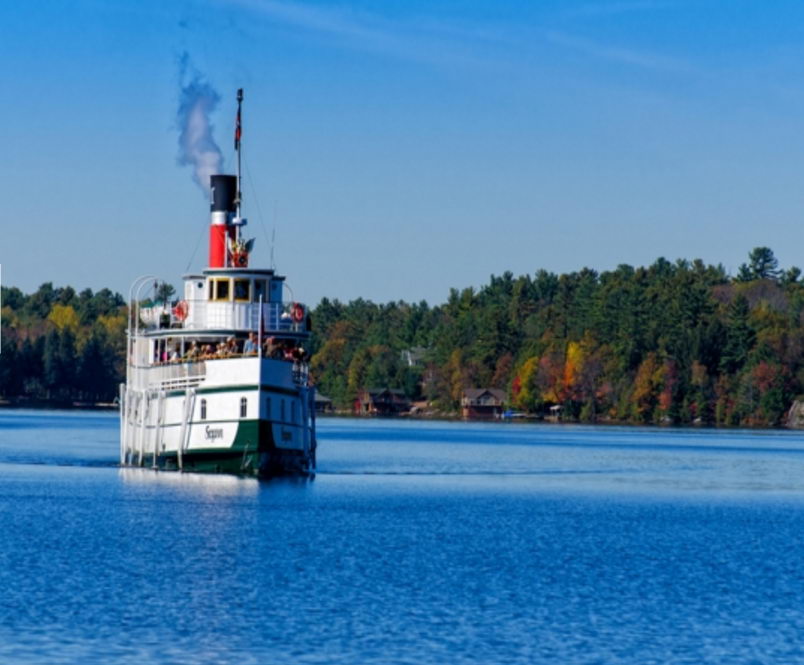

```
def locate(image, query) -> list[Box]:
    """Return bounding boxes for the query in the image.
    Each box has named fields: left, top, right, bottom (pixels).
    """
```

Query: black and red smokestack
left=209, top=174, right=237, bottom=268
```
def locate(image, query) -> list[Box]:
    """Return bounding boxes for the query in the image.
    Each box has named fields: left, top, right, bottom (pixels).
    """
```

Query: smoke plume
left=176, top=54, right=223, bottom=195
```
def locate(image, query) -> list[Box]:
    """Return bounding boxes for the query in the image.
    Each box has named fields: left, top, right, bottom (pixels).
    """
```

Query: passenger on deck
left=184, top=341, right=200, bottom=361
left=243, top=332, right=258, bottom=355
left=226, top=336, right=239, bottom=356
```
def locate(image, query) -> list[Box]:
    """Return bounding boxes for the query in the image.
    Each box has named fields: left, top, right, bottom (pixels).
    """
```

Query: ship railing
left=128, top=361, right=207, bottom=392
left=292, top=362, right=310, bottom=387
left=166, top=300, right=309, bottom=334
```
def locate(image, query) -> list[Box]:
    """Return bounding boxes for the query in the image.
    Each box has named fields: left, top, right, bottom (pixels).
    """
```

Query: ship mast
left=235, top=88, right=244, bottom=243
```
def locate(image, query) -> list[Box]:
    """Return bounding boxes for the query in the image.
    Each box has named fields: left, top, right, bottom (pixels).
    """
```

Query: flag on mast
left=234, top=106, right=242, bottom=150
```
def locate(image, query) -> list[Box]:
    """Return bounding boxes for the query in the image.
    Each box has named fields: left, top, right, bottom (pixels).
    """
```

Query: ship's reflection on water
left=117, top=466, right=314, bottom=494
left=118, top=466, right=257, bottom=492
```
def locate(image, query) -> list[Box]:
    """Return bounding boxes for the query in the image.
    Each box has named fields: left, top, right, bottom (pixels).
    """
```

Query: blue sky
left=3, top=0, right=804, bottom=305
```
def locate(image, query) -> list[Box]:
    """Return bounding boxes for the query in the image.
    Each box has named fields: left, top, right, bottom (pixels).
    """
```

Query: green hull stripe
left=164, top=384, right=302, bottom=398
left=138, top=419, right=300, bottom=429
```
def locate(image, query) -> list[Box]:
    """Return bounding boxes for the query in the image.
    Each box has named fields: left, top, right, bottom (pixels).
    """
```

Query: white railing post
left=119, top=383, right=126, bottom=465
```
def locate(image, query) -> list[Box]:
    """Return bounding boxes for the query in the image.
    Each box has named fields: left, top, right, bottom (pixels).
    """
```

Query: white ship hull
left=121, top=356, right=316, bottom=475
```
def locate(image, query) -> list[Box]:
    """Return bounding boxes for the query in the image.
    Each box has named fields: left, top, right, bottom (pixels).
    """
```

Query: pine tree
left=747, top=247, right=781, bottom=281
left=77, top=333, right=108, bottom=402
left=43, top=329, right=62, bottom=399
left=719, top=296, right=754, bottom=374
left=0, top=337, right=19, bottom=397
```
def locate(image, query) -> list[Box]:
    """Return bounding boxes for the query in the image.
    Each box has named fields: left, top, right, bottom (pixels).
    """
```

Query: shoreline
left=0, top=399, right=118, bottom=411
left=1, top=401, right=801, bottom=431
left=0, top=400, right=804, bottom=432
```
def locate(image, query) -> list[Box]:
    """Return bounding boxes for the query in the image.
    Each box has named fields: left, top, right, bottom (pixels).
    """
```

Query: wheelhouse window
left=240, top=397, right=248, bottom=418
left=253, top=280, right=267, bottom=303
left=234, top=279, right=250, bottom=302
left=200, top=399, right=207, bottom=420
left=212, top=279, right=230, bottom=301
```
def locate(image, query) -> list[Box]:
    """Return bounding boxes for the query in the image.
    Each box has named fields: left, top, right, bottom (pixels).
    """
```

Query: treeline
left=2, top=248, right=803, bottom=425
left=0, top=284, right=126, bottom=403
left=309, top=248, right=804, bottom=426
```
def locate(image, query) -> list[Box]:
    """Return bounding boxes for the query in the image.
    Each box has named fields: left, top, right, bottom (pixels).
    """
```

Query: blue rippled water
left=2, top=409, right=804, bottom=664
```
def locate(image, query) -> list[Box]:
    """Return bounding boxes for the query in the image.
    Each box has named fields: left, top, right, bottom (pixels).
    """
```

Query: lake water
left=2, top=409, right=804, bottom=664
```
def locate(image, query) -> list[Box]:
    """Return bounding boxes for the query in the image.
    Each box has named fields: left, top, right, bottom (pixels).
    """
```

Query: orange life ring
left=291, top=302, right=305, bottom=323
left=173, top=300, right=189, bottom=321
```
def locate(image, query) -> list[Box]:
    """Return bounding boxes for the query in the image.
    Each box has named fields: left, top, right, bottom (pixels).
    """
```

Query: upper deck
left=140, top=299, right=310, bottom=336
left=136, top=267, right=310, bottom=337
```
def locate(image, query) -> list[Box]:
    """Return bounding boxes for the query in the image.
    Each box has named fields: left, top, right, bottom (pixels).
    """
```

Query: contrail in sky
left=176, top=54, right=223, bottom=195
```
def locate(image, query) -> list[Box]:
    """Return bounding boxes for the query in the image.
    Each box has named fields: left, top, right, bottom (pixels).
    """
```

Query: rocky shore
left=787, top=400, right=804, bottom=428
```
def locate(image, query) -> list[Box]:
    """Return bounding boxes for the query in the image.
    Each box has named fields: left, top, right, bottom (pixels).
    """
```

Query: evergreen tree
left=19, top=337, right=45, bottom=397
left=27, top=282, right=56, bottom=318
left=719, top=296, right=754, bottom=375
left=0, top=337, right=20, bottom=396
left=77, top=333, right=111, bottom=402
left=747, top=246, right=781, bottom=281
left=58, top=329, right=77, bottom=397
left=736, top=263, right=753, bottom=282
left=43, top=329, right=62, bottom=399
left=155, top=282, right=176, bottom=305
left=781, top=266, right=801, bottom=286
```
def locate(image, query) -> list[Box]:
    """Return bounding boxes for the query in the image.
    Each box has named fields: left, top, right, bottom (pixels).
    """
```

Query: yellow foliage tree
left=564, top=340, right=586, bottom=401
left=347, top=348, right=371, bottom=396
left=97, top=314, right=126, bottom=339
left=1, top=305, right=17, bottom=329
left=445, top=349, right=466, bottom=405
left=48, top=304, right=79, bottom=331
left=513, top=356, right=540, bottom=412
left=631, top=352, right=664, bottom=421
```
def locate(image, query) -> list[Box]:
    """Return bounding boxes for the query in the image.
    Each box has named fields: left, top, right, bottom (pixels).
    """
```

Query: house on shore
left=461, top=388, right=507, bottom=420
left=354, top=388, right=411, bottom=416
left=546, top=404, right=563, bottom=422
left=314, top=393, right=334, bottom=414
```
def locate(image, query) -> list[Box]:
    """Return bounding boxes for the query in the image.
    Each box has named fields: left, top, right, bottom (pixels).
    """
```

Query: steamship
left=119, top=90, right=316, bottom=476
